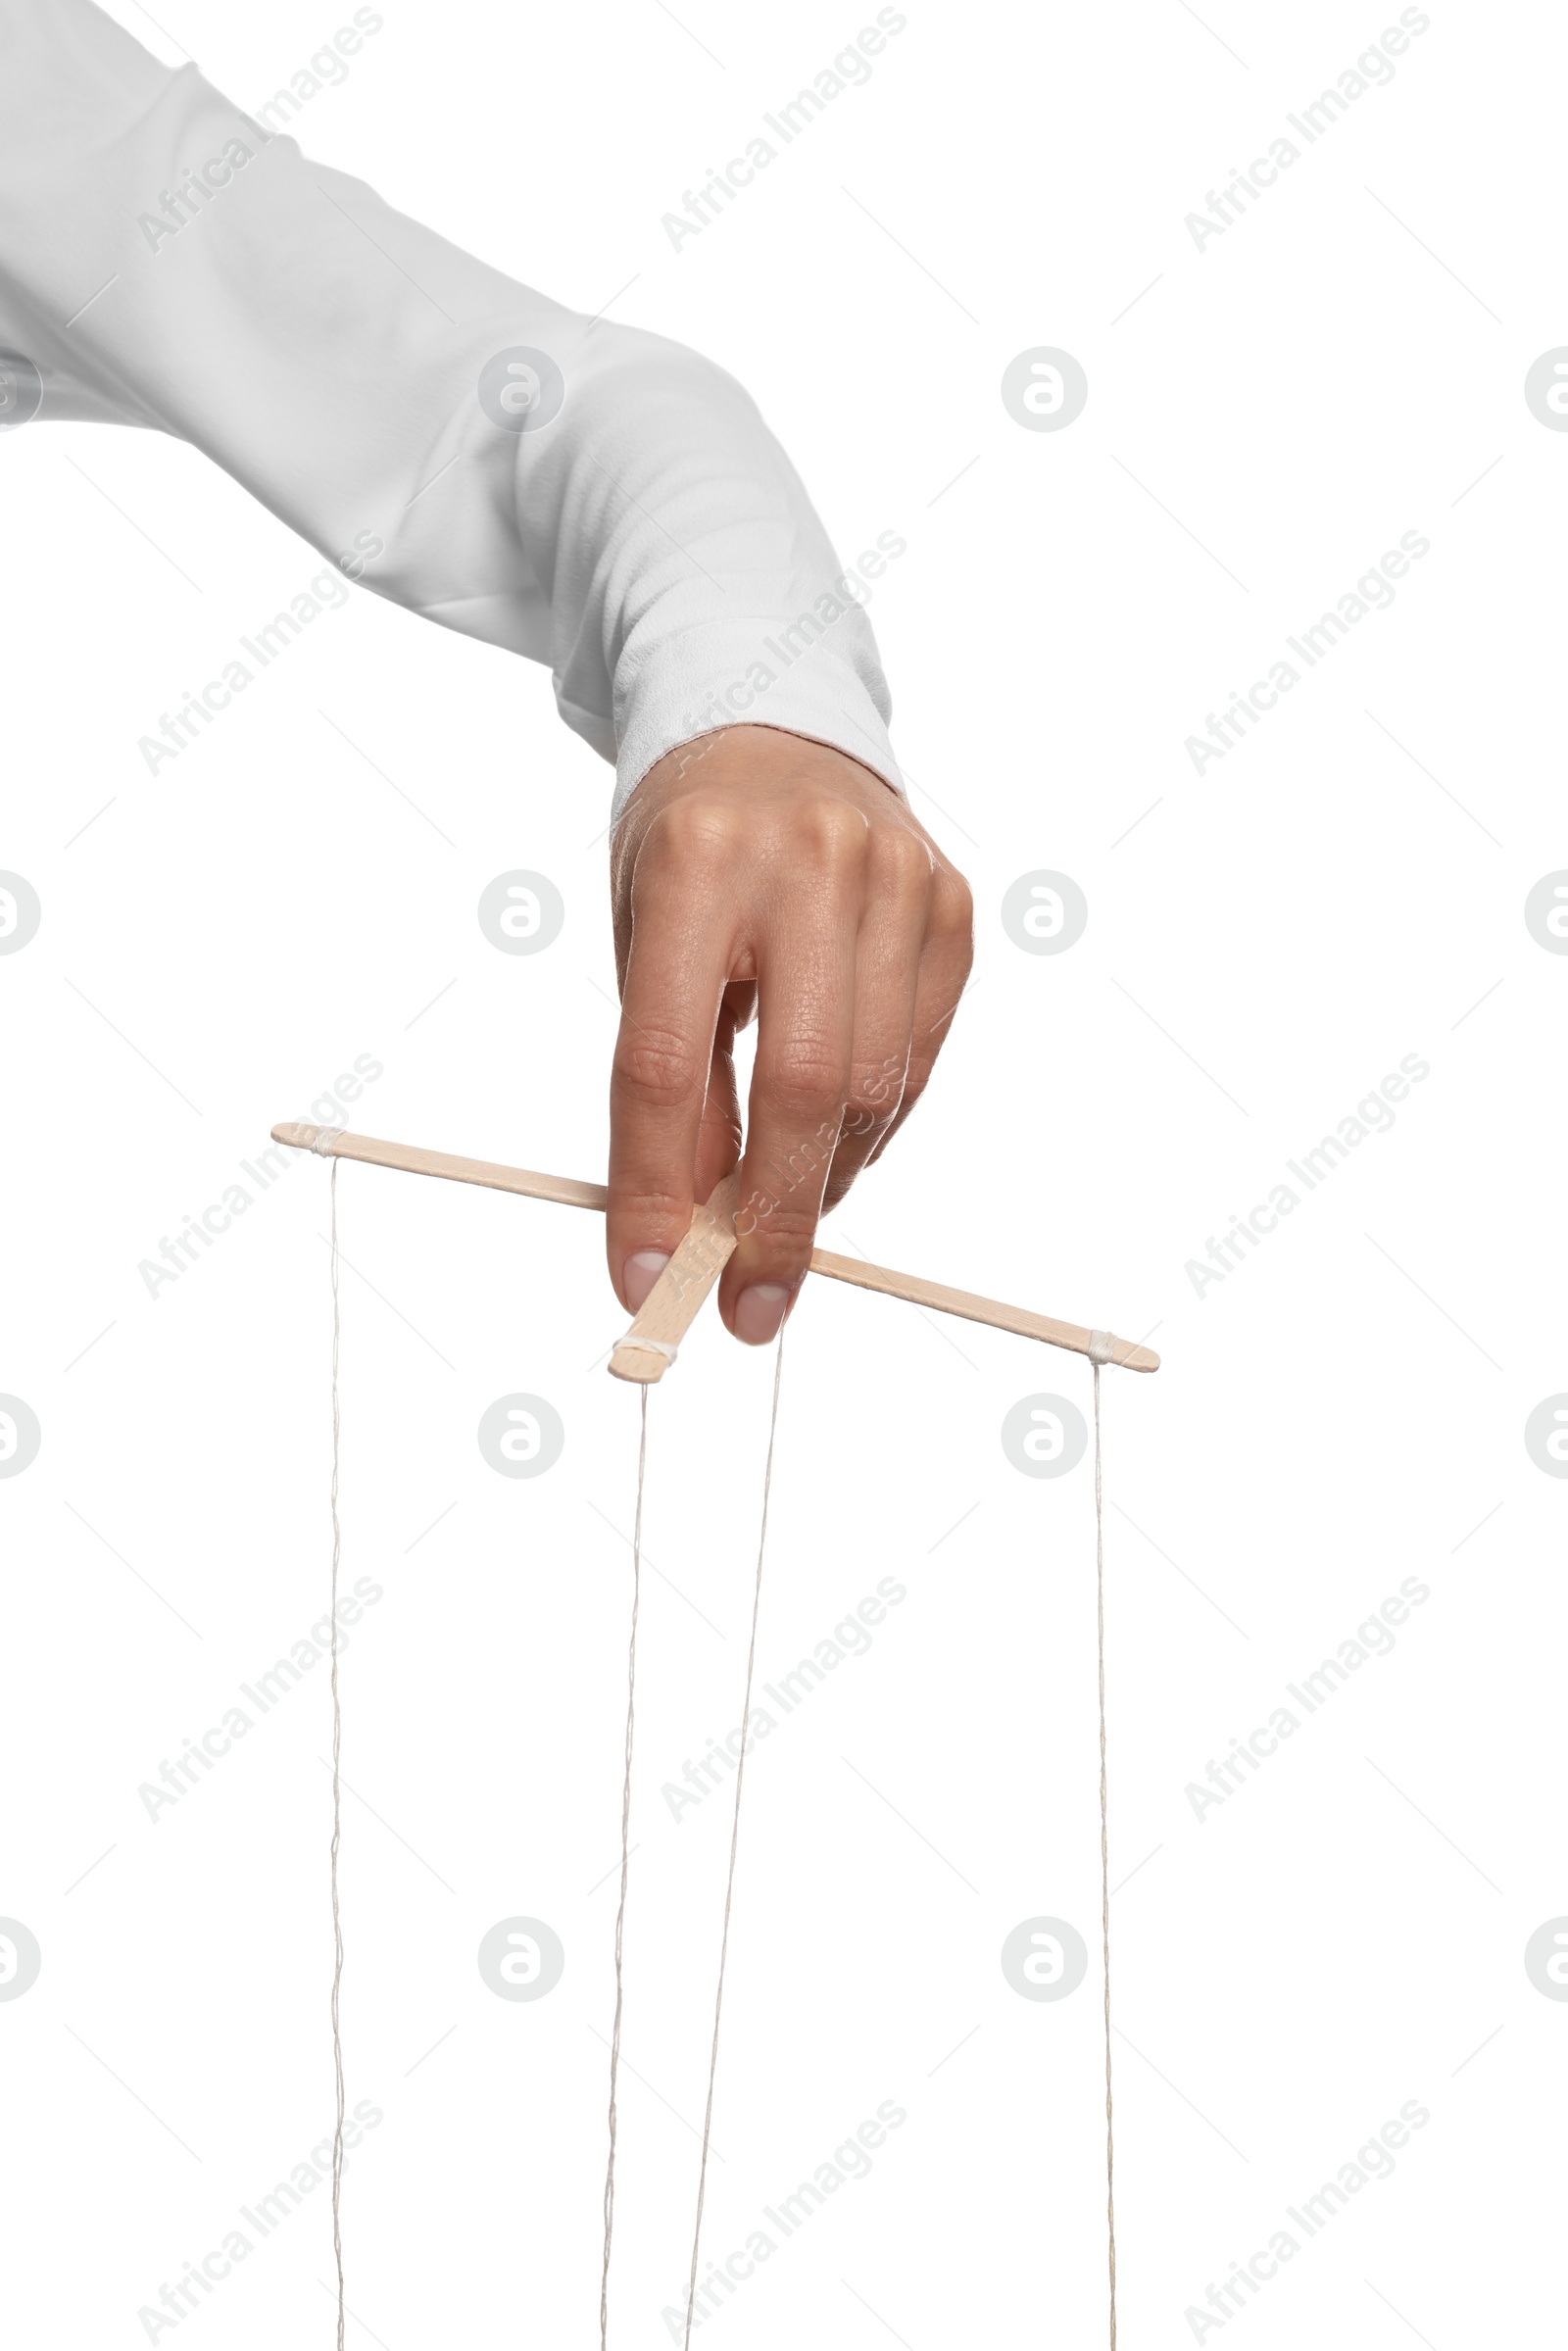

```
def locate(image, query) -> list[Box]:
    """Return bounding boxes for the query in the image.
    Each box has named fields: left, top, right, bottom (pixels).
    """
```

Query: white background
left=2, top=0, right=1563, bottom=2343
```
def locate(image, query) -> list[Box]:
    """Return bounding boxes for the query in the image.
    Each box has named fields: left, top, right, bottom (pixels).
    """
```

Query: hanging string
left=313, top=1150, right=1121, bottom=2351
left=326, top=1157, right=347, bottom=2351
left=601, top=1384, right=648, bottom=2349
left=1087, top=1337, right=1116, bottom=2351
left=682, top=1334, right=786, bottom=2351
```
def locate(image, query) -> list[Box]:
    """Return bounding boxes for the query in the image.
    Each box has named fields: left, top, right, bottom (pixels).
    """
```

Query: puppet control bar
left=272, top=1122, right=1160, bottom=1386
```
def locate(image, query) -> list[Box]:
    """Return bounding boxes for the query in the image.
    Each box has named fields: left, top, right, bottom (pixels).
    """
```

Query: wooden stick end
left=608, top=1341, right=672, bottom=1386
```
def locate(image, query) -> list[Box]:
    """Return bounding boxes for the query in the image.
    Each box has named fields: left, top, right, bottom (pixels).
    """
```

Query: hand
left=607, top=724, right=973, bottom=1343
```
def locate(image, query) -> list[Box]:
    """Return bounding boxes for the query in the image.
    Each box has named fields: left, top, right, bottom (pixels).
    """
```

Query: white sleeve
left=0, top=0, right=903, bottom=817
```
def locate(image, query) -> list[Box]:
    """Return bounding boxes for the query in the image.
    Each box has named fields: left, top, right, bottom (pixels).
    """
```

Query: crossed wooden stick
left=273, top=1122, right=1160, bottom=1385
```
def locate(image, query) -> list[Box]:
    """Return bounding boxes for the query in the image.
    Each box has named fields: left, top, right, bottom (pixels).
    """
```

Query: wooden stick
left=608, top=1171, right=741, bottom=1386
left=271, top=1122, right=607, bottom=1213
left=807, top=1248, right=1157, bottom=1371
left=271, top=1122, right=1160, bottom=1375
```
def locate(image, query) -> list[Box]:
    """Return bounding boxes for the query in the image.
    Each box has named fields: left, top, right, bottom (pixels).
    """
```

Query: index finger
left=606, top=842, right=735, bottom=1313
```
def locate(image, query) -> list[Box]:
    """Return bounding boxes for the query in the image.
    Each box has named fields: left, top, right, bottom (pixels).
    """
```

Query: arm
left=0, top=0, right=971, bottom=1337
left=0, top=0, right=902, bottom=810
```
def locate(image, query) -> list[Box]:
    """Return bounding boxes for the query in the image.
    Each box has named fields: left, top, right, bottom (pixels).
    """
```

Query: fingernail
left=735, top=1282, right=791, bottom=1346
left=623, top=1249, right=670, bottom=1309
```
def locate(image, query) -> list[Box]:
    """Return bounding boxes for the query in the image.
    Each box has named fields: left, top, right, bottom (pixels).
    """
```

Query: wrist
left=612, top=635, right=903, bottom=822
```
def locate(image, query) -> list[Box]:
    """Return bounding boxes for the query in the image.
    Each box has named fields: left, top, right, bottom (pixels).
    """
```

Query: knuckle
left=736, top=1194, right=818, bottom=1256
left=933, top=865, right=975, bottom=945
left=763, top=1044, right=848, bottom=1120
left=611, top=1182, right=693, bottom=1229
left=872, top=824, right=936, bottom=901
left=799, top=798, right=870, bottom=871
left=612, top=1025, right=707, bottom=1108
left=639, top=793, right=745, bottom=880
left=848, top=1049, right=907, bottom=1118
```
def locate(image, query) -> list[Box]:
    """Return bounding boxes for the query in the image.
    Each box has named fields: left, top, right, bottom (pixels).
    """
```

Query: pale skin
left=607, top=724, right=974, bottom=1344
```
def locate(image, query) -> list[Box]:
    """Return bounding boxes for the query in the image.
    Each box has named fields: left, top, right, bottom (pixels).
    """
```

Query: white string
left=314, top=1125, right=345, bottom=1157
left=617, top=1336, right=679, bottom=1365
left=601, top=1384, right=648, bottom=2348
left=326, top=1158, right=346, bottom=2351
left=682, top=1334, right=786, bottom=2351
left=1091, top=1347, right=1115, bottom=2351
left=317, top=1168, right=1118, bottom=2351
